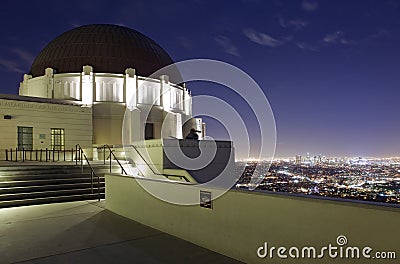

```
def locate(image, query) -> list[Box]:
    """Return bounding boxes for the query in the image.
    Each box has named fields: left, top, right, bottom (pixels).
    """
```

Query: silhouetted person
left=185, top=128, right=199, bottom=140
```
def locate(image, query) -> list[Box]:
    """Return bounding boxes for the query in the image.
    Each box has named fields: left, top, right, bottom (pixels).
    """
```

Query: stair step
left=0, top=194, right=105, bottom=209
left=0, top=182, right=105, bottom=194
left=0, top=165, right=122, bottom=174
left=0, top=188, right=105, bottom=201
left=0, top=161, right=132, bottom=208
left=0, top=165, right=80, bottom=171
left=0, top=173, right=96, bottom=181
left=0, top=178, right=104, bottom=188
left=0, top=169, right=85, bottom=176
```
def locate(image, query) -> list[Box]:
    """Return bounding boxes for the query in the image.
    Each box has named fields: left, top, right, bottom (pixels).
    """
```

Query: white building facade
left=0, top=24, right=205, bottom=160
left=19, top=65, right=198, bottom=147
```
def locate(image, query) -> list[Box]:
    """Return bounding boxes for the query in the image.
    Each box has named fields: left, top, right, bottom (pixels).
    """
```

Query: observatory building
left=0, top=24, right=212, bottom=168
left=0, top=24, right=233, bottom=184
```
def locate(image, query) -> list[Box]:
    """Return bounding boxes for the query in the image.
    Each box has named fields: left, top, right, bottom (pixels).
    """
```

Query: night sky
left=0, top=0, right=399, bottom=158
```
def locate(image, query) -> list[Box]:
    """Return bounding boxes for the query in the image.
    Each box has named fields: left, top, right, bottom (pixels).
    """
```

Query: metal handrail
left=103, top=144, right=128, bottom=175
left=5, top=148, right=75, bottom=162
left=76, top=144, right=100, bottom=201
left=127, top=144, right=191, bottom=183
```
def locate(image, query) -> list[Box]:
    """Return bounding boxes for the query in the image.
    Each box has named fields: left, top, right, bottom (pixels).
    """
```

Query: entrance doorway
left=145, top=123, right=154, bottom=140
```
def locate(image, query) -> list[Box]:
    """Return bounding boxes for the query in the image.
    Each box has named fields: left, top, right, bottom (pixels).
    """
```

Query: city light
left=236, top=154, right=400, bottom=204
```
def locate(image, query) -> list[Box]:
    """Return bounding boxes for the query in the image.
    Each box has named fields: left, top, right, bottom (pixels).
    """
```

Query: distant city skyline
left=0, top=0, right=399, bottom=157
left=236, top=156, right=400, bottom=205
left=240, top=154, right=400, bottom=161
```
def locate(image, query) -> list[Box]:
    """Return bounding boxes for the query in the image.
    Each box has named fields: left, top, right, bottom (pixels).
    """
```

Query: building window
left=17, top=126, right=33, bottom=150
left=54, top=80, right=80, bottom=100
left=51, top=128, right=65, bottom=150
left=145, top=123, right=154, bottom=140
left=138, top=81, right=160, bottom=105
left=96, top=80, right=123, bottom=102
left=171, top=88, right=183, bottom=110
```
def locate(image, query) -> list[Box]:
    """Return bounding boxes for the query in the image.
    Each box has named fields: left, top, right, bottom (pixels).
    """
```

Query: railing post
left=22, top=148, right=25, bottom=162
left=5, top=149, right=8, bottom=161
left=91, top=171, right=93, bottom=194
left=40, top=149, right=42, bottom=162
left=97, top=174, right=100, bottom=201
left=80, top=148, right=83, bottom=174
left=45, top=148, right=48, bottom=162
left=15, top=148, right=18, bottom=162
left=72, top=144, right=99, bottom=200
left=103, top=145, right=106, bottom=165
left=110, top=150, right=112, bottom=173
left=63, top=148, right=65, bottom=161
left=10, top=149, right=12, bottom=162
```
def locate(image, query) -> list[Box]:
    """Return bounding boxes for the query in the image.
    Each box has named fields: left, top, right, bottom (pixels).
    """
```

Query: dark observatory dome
left=30, top=24, right=174, bottom=77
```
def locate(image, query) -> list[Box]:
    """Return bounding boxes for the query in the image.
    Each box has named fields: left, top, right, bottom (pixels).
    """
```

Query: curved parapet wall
left=106, top=174, right=400, bottom=264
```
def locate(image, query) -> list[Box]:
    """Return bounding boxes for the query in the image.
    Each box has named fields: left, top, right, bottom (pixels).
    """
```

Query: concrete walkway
left=0, top=201, right=242, bottom=263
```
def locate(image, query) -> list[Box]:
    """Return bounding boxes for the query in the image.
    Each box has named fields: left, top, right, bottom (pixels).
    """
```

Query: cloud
left=287, top=20, right=308, bottom=31
left=214, top=36, right=240, bottom=56
left=11, top=48, right=35, bottom=65
left=278, top=16, right=308, bottom=31
left=243, top=28, right=291, bottom=47
left=0, top=58, right=24, bottom=73
left=0, top=48, right=34, bottom=73
left=296, top=42, right=317, bottom=51
left=323, top=31, right=356, bottom=45
left=302, top=0, right=319, bottom=11
left=366, top=29, right=390, bottom=40
left=70, top=20, right=82, bottom=28
left=323, top=31, right=342, bottom=43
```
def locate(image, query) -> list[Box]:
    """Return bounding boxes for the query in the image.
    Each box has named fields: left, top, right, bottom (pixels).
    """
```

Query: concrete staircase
left=0, top=163, right=118, bottom=208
